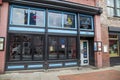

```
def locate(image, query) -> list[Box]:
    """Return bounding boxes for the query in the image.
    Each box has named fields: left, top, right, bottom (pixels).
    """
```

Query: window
left=109, top=34, right=119, bottom=57
left=12, top=8, right=28, bottom=25
left=10, top=6, right=45, bottom=27
left=80, top=15, right=93, bottom=30
left=29, top=9, right=45, bottom=26
left=48, top=36, right=76, bottom=60
left=9, top=34, right=44, bottom=61
left=48, top=11, right=62, bottom=27
left=48, top=11, right=76, bottom=28
left=64, top=13, right=75, bottom=28
left=107, top=0, right=120, bottom=17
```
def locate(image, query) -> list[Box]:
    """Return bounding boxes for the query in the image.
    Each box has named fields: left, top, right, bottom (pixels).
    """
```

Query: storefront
left=109, top=27, right=120, bottom=66
left=0, top=0, right=103, bottom=71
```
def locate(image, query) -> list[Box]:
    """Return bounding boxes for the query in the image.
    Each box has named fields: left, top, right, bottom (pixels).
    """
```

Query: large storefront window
left=9, top=34, right=44, bottom=61
left=80, top=15, right=93, bottom=30
left=11, top=6, right=45, bottom=27
left=109, top=34, right=119, bottom=57
left=49, top=36, right=76, bottom=60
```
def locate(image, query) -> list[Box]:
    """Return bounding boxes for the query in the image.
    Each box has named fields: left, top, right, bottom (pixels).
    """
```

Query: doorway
left=80, top=40, right=89, bottom=66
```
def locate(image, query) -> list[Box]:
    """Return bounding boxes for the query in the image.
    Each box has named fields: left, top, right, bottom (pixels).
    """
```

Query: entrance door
left=80, top=40, right=89, bottom=66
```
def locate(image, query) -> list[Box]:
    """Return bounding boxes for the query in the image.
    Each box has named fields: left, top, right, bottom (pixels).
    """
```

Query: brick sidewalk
left=59, top=70, right=120, bottom=80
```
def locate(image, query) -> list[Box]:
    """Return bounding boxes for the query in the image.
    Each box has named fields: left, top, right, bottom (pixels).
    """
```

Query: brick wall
left=66, top=0, right=95, bottom=6
left=0, top=2, right=9, bottom=74
left=101, top=25, right=110, bottom=67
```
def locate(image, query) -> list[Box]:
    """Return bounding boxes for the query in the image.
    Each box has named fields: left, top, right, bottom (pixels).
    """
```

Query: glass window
left=64, top=14, right=75, bottom=28
left=117, top=9, right=120, bottom=16
left=12, top=7, right=28, bottom=25
left=11, top=6, right=45, bottom=26
left=48, top=12, right=62, bottom=27
left=109, top=40, right=119, bottom=57
left=109, top=34, right=119, bottom=57
left=107, top=0, right=120, bottom=17
left=107, top=0, right=114, bottom=7
left=33, top=36, right=44, bottom=60
left=49, top=37, right=58, bottom=59
left=9, top=34, right=44, bottom=61
left=9, top=34, right=21, bottom=61
left=48, top=36, right=76, bottom=60
left=80, top=16, right=93, bottom=30
left=68, top=38, right=76, bottom=59
left=116, top=0, right=120, bottom=8
left=107, top=7, right=114, bottom=17
left=21, top=35, right=32, bottom=60
left=29, top=10, right=45, bottom=26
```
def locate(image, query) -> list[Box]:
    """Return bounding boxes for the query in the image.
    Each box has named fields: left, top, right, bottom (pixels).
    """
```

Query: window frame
left=79, top=14, right=94, bottom=31
left=107, top=0, right=120, bottom=17
left=10, top=5, right=46, bottom=27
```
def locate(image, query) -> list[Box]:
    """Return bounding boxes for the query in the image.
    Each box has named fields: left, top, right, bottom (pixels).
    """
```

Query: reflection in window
left=29, top=10, right=44, bottom=26
left=22, top=35, right=32, bottom=60
left=80, top=16, right=92, bottom=30
left=48, top=12, right=62, bottom=27
left=109, top=40, right=119, bottom=57
left=49, top=36, right=76, bottom=60
left=12, top=8, right=28, bottom=25
left=64, top=14, right=75, bottom=28
left=9, top=34, right=21, bottom=61
left=33, top=36, right=44, bottom=60
left=68, top=38, right=76, bottom=59
left=9, top=34, right=44, bottom=61
left=109, top=34, right=119, bottom=57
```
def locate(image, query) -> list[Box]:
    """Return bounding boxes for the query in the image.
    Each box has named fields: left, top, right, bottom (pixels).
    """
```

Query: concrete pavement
left=0, top=66, right=120, bottom=80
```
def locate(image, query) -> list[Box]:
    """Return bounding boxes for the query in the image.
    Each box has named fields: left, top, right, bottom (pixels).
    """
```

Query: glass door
left=80, top=40, right=89, bottom=66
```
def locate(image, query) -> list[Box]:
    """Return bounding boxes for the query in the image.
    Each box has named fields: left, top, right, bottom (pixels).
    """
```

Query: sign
left=0, top=37, right=5, bottom=51
left=94, top=41, right=102, bottom=52
left=98, top=42, right=102, bottom=51
left=103, top=45, right=108, bottom=52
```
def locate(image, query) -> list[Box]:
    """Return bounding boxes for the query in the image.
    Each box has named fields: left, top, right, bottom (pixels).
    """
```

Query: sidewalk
left=0, top=66, right=120, bottom=80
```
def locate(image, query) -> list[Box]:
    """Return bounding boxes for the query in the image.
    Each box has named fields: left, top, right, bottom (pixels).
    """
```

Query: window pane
left=80, top=16, right=92, bottom=29
left=33, top=36, right=44, bottom=60
left=107, top=0, right=114, bottom=7
left=12, top=8, right=28, bottom=25
left=109, top=40, right=119, bottom=57
left=68, top=38, right=76, bottom=59
left=21, top=35, right=32, bottom=60
left=58, top=37, right=66, bottom=59
left=107, top=7, right=114, bottom=17
left=116, top=0, right=120, bottom=8
left=49, top=37, right=58, bottom=59
left=48, top=12, right=62, bottom=27
left=64, top=14, right=75, bottom=28
left=29, top=10, right=45, bottom=26
left=9, top=34, right=21, bottom=61
left=117, top=9, right=120, bottom=16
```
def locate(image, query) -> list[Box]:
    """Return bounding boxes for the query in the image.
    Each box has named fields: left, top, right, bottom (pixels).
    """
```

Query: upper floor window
left=107, top=0, right=120, bottom=17
left=64, top=13, right=75, bottom=28
left=80, top=15, right=93, bottom=30
left=48, top=11, right=76, bottom=28
left=10, top=6, right=45, bottom=27
left=48, top=11, right=62, bottom=27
